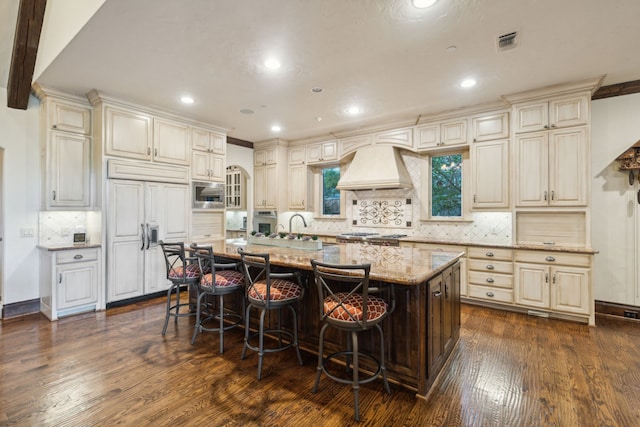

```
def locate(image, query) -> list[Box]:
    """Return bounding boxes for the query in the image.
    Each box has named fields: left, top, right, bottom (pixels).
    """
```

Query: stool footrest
left=245, top=329, right=296, bottom=354
left=321, top=351, right=382, bottom=386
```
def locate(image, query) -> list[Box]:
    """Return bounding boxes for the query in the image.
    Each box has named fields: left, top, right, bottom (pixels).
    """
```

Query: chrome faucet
left=277, top=223, right=285, bottom=231
left=289, top=213, right=307, bottom=234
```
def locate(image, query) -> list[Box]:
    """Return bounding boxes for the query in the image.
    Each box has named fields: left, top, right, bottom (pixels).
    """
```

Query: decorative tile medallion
left=352, top=199, right=412, bottom=228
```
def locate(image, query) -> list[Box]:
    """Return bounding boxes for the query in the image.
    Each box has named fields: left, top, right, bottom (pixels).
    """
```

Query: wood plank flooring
left=1, top=295, right=639, bottom=426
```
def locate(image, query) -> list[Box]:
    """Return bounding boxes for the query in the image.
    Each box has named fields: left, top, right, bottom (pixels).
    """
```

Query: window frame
left=311, top=163, right=346, bottom=219
left=420, top=149, right=472, bottom=222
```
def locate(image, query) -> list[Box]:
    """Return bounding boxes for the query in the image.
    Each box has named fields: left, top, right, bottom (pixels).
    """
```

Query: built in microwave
left=193, top=181, right=225, bottom=209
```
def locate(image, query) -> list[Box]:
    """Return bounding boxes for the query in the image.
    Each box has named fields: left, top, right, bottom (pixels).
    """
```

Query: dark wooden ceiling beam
left=227, top=136, right=254, bottom=149
left=7, top=0, right=47, bottom=110
left=592, top=79, right=640, bottom=100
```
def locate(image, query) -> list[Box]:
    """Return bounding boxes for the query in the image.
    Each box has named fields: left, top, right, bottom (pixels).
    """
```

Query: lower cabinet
left=514, top=250, right=591, bottom=317
left=428, top=263, right=460, bottom=379
left=467, top=247, right=514, bottom=304
left=40, top=247, right=101, bottom=321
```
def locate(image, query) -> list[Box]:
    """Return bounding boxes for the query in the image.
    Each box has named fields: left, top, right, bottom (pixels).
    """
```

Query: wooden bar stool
left=310, top=259, right=395, bottom=422
left=190, top=244, right=245, bottom=353
left=238, top=248, right=304, bottom=380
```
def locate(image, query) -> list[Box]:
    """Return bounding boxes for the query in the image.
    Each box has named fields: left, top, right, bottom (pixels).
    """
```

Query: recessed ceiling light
left=315, top=117, right=323, bottom=122
left=460, top=78, right=476, bottom=88
left=180, top=96, right=194, bottom=104
left=271, top=125, right=281, bottom=132
left=264, top=58, right=281, bottom=70
left=345, top=106, right=361, bottom=115
left=412, top=0, right=438, bottom=8
left=311, top=87, right=324, bottom=94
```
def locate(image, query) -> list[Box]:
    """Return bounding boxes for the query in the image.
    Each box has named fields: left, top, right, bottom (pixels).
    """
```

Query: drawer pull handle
left=486, top=292, right=494, bottom=298
left=486, top=278, right=494, bottom=283
left=545, top=256, right=556, bottom=262
left=433, top=291, right=441, bottom=297
left=73, top=254, right=83, bottom=260
left=486, top=252, right=494, bottom=257
left=486, top=264, right=494, bottom=270
left=59, top=273, right=62, bottom=284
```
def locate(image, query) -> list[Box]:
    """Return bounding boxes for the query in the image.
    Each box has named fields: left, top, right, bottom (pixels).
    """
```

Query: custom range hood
left=336, top=145, right=413, bottom=190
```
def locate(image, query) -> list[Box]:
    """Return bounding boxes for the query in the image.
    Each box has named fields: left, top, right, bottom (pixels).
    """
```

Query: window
left=321, top=166, right=341, bottom=215
left=431, top=153, right=463, bottom=217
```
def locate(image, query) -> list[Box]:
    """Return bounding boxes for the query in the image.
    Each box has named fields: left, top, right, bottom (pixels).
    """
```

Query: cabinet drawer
left=57, top=248, right=99, bottom=264
left=468, top=247, right=512, bottom=261
left=515, top=251, right=590, bottom=267
left=468, top=284, right=513, bottom=303
left=468, top=271, right=513, bottom=289
left=468, top=259, right=513, bottom=274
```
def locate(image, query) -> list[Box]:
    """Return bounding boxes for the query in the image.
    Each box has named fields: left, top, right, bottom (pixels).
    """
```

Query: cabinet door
left=514, top=102, right=548, bottom=133
left=441, top=120, right=468, bottom=146
left=162, top=184, right=189, bottom=239
left=153, top=118, right=190, bottom=165
left=105, top=106, right=152, bottom=160
left=192, top=151, right=211, bottom=181
left=428, top=276, right=445, bottom=376
left=416, top=123, right=440, bottom=150
left=472, top=140, right=509, bottom=208
left=255, top=147, right=277, bottom=166
left=210, top=132, right=226, bottom=155
left=254, top=166, right=267, bottom=208
left=108, top=180, right=145, bottom=302
left=288, top=163, right=308, bottom=210
left=49, top=132, right=91, bottom=208
left=551, top=266, right=590, bottom=315
left=191, top=128, right=211, bottom=152
left=514, top=263, right=549, bottom=309
left=549, top=95, right=588, bottom=129
left=289, top=147, right=306, bottom=165
left=209, top=155, right=225, bottom=182
left=57, top=261, right=98, bottom=310
left=472, top=113, right=508, bottom=142
left=515, top=132, right=549, bottom=207
left=319, top=141, right=338, bottom=162
left=442, top=267, right=455, bottom=355
left=548, top=127, right=587, bottom=206
left=263, top=164, right=279, bottom=208
left=50, top=101, right=91, bottom=134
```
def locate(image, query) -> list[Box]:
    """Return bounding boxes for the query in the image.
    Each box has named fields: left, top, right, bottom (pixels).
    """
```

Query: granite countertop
left=38, top=243, right=102, bottom=251
left=199, top=239, right=464, bottom=286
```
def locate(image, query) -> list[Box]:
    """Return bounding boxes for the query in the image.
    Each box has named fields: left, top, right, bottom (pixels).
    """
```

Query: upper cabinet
left=254, top=143, right=288, bottom=210
left=471, top=139, right=509, bottom=209
left=192, top=127, right=226, bottom=155
left=153, top=118, right=190, bottom=166
left=416, top=119, right=468, bottom=151
left=35, top=88, right=94, bottom=210
left=307, top=141, right=338, bottom=164
left=104, top=106, right=153, bottom=161
left=254, top=146, right=279, bottom=166
left=472, top=113, right=509, bottom=142
left=226, top=168, right=246, bottom=210
left=513, top=94, right=588, bottom=134
left=289, top=146, right=306, bottom=165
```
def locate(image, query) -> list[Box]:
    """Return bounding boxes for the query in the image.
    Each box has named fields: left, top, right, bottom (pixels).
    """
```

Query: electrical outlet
left=623, top=310, right=638, bottom=319
left=20, top=228, right=34, bottom=237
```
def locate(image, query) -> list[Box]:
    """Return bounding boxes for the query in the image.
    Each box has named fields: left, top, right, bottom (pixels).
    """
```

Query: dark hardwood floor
left=1, top=294, right=639, bottom=426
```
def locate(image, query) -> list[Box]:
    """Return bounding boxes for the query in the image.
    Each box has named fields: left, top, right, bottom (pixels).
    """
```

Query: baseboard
left=2, top=298, right=40, bottom=319
left=595, top=300, right=640, bottom=321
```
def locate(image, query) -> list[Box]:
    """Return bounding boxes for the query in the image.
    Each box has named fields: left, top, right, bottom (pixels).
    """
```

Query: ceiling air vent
left=497, top=31, right=517, bottom=51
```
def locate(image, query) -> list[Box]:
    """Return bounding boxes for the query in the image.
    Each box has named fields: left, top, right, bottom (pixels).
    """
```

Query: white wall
left=226, top=143, right=254, bottom=225
left=592, top=92, right=640, bottom=305
left=0, top=88, right=41, bottom=305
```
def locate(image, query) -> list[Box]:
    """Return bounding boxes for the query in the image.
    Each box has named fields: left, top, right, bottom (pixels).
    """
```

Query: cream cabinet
left=513, top=94, right=588, bottom=134
left=471, top=139, right=509, bottom=208
left=472, top=112, right=509, bottom=142
left=192, top=211, right=224, bottom=242
left=39, top=247, right=101, bottom=321
left=254, top=143, right=287, bottom=210
left=36, top=93, right=93, bottom=210
left=307, top=140, right=338, bottom=164
left=288, top=163, right=309, bottom=210
left=192, top=151, right=224, bottom=182
left=467, top=247, right=514, bottom=304
left=192, top=127, right=226, bottom=155
left=514, top=250, right=591, bottom=319
left=153, top=118, right=190, bottom=166
left=225, top=168, right=246, bottom=210
left=104, top=106, right=191, bottom=166
left=289, top=147, right=306, bottom=165
left=515, top=127, right=588, bottom=207
left=104, top=105, right=153, bottom=160
left=416, top=119, right=467, bottom=150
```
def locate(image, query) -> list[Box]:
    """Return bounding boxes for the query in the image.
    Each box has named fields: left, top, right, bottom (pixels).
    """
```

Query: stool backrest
left=191, top=243, right=241, bottom=292
left=159, top=241, right=198, bottom=283
left=238, top=248, right=271, bottom=303
left=311, top=259, right=388, bottom=330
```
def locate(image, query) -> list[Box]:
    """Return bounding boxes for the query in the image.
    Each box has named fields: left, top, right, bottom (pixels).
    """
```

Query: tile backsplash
left=39, top=211, right=102, bottom=245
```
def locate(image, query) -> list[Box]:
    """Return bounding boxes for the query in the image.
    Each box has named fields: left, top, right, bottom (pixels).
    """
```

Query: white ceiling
left=4, top=0, right=640, bottom=143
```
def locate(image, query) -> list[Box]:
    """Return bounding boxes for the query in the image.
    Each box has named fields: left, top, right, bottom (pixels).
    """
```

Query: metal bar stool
left=310, top=259, right=395, bottom=422
left=238, top=248, right=304, bottom=380
left=190, top=244, right=245, bottom=353
left=159, top=241, right=200, bottom=335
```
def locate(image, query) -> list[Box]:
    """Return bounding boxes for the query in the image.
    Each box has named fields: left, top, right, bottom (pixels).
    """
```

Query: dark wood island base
left=202, top=240, right=464, bottom=397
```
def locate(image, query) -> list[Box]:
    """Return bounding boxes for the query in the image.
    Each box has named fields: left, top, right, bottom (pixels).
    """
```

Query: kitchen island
left=202, top=240, right=464, bottom=397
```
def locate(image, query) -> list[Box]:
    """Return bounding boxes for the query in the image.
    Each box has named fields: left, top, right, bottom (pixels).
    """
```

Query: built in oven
left=254, top=210, right=277, bottom=235
left=192, top=181, right=225, bottom=209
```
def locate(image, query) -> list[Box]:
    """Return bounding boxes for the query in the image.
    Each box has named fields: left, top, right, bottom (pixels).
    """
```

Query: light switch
left=20, top=228, right=34, bottom=237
